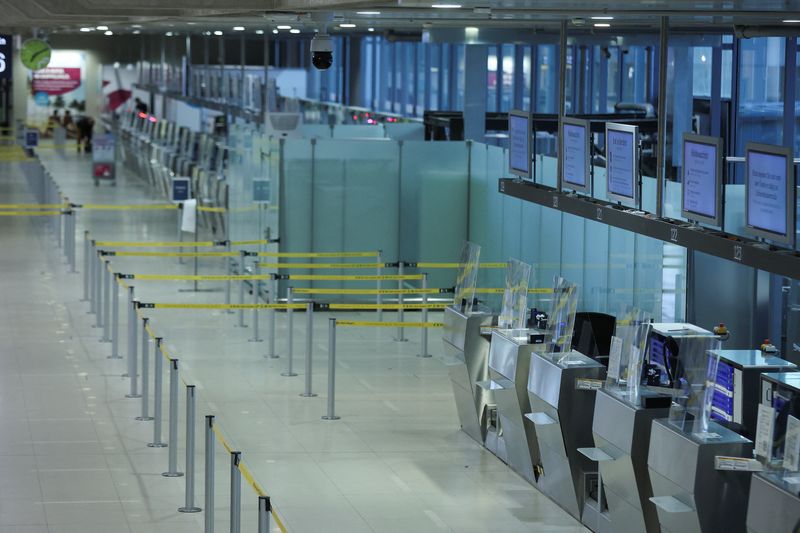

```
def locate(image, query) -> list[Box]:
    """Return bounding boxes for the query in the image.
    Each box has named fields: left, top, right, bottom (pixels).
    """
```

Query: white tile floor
left=0, top=148, right=589, bottom=532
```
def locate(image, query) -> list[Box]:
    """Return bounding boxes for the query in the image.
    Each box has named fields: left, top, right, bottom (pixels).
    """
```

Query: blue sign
left=34, top=91, right=49, bottom=106
left=24, top=129, right=39, bottom=149
left=252, top=178, right=270, bottom=203
left=171, top=177, right=191, bottom=202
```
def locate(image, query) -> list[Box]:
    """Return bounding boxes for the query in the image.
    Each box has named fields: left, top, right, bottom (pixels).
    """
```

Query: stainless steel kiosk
left=526, top=350, right=606, bottom=519
left=746, top=472, right=800, bottom=533
left=442, top=306, right=496, bottom=446
left=482, top=328, right=544, bottom=484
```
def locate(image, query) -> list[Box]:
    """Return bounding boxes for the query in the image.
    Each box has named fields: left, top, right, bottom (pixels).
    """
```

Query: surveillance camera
left=310, top=33, right=333, bottom=70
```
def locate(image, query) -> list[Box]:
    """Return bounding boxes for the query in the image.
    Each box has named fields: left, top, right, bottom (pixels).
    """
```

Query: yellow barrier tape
left=212, top=424, right=234, bottom=454
left=257, top=251, right=379, bottom=258
left=327, top=303, right=448, bottom=310
left=238, top=461, right=266, bottom=497
left=197, top=206, right=227, bottom=213
left=0, top=210, right=62, bottom=216
left=336, top=320, right=444, bottom=328
left=79, top=204, right=179, bottom=210
left=117, top=277, right=130, bottom=290
left=145, top=323, right=157, bottom=339
left=271, top=510, right=289, bottom=533
left=111, top=251, right=239, bottom=258
left=293, top=288, right=442, bottom=295
left=0, top=203, right=68, bottom=209
left=230, top=239, right=273, bottom=246
left=133, top=274, right=270, bottom=281
left=96, top=240, right=217, bottom=247
left=259, top=262, right=384, bottom=270
left=474, top=288, right=552, bottom=294
left=147, top=303, right=307, bottom=310
left=158, top=339, right=171, bottom=362
left=413, top=262, right=508, bottom=269
left=286, top=274, right=423, bottom=281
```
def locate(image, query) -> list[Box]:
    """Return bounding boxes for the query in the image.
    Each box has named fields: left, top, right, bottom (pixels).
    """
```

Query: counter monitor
left=745, top=142, right=796, bottom=247
left=509, top=109, right=532, bottom=180
left=605, top=122, right=639, bottom=207
left=560, top=117, right=591, bottom=193
left=681, top=133, right=724, bottom=226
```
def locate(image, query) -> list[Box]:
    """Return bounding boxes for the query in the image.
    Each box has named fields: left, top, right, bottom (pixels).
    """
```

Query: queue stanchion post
left=192, top=209, right=199, bottom=292
left=148, top=338, right=167, bottom=448
left=266, top=274, right=278, bottom=359
left=204, top=415, right=215, bottom=533
left=250, top=262, right=262, bottom=342
left=109, top=274, right=122, bottom=359
left=136, top=317, right=153, bottom=420
left=224, top=240, right=233, bottom=312
left=55, top=195, right=62, bottom=249
left=69, top=209, right=77, bottom=273
left=418, top=273, right=431, bottom=358
left=282, top=287, right=297, bottom=377
left=237, top=250, right=246, bottom=328
left=94, top=251, right=103, bottom=328
left=123, top=286, right=134, bottom=379
left=82, top=231, right=90, bottom=301
left=177, top=204, right=184, bottom=265
left=89, top=242, right=97, bottom=314
left=163, top=358, right=184, bottom=477
left=230, top=451, right=242, bottom=533
left=258, top=496, right=271, bottom=533
left=395, top=262, right=406, bottom=342
left=301, top=302, right=317, bottom=397
left=376, top=251, right=383, bottom=322
left=322, top=318, right=340, bottom=420
left=101, top=262, right=111, bottom=342
left=126, top=295, right=141, bottom=397
left=178, top=385, right=201, bottom=513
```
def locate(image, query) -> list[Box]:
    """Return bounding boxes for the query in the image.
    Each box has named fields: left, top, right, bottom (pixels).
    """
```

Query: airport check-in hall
left=0, top=1, right=799, bottom=532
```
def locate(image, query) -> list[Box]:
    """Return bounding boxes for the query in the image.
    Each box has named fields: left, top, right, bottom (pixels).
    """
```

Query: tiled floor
left=0, top=148, right=589, bottom=532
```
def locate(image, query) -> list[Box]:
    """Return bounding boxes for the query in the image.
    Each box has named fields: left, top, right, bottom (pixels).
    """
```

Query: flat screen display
left=745, top=142, right=795, bottom=246
left=606, top=123, right=638, bottom=206
left=681, top=134, right=723, bottom=226
left=509, top=110, right=531, bottom=179
left=561, top=118, right=590, bottom=193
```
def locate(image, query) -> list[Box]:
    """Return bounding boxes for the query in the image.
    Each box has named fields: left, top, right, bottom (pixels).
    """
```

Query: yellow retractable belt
left=131, top=274, right=270, bottom=281
left=0, top=210, right=63, bottom=216
left=412, top=262, right=508, bottom=269
left=259, top=262, right=385, bottom=270
left=144, top=303, right=307, bottom=310
left=326, top=303, right=447, bottom=310
left=292, top=287, right=443, bottom=295
left=336, top=320, right=444, bottom=328
left=257, top=251, right=379, bottom=258
left=79, top=204, right=179, bottom=210
left=285, top=274, right=422, bottom=281
left=110, top=251, right=239, bottom=258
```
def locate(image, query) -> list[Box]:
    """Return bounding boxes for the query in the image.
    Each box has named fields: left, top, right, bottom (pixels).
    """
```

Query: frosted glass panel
left=332, top=124, right=386, bottom=139
left=385, top=123, right=425, bottom=140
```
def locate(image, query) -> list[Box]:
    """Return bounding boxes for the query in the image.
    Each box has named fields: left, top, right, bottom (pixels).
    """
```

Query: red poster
left=31, top=67, right=81, bottom=96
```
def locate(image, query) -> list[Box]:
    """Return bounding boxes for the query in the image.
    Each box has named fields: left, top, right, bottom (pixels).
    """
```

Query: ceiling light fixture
left=104, top=30, right=113, bottom=36
left=133, top=30, right=141, bottom=35
left=255, top=29, right=265, bottom=35
left=431, top=4, right=462, bottom=8
left=340, top=23, right=356, bottom=28
left=96, top=25, right=109, bottom=30
left=233, top=26, right=245, bottom=31
left=368, top=27, right=375, bottom=32
left=272, top=29, right=279, bottom=34
left=79, top=27, right=92, bottom=32
left=290, top=29, right=301, bottom=34
left=213, top=30, right=223, bottom=36
left=783, top=19, right=800, bottom=23
left=357, top=11, right=381, bottom=15
left=593, top=23, right=611, bottom=28
left=165, top=31, right=173, bottom=36
left=591, top=16, right=614, bottom=20
left=131, top=24, right=142, bottom=28
left=277, top=25, right=291, bottom=30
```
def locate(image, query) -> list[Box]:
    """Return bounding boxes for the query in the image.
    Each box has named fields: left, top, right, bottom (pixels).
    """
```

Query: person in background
left=75, top=115, right=95, bottom=154
left=61, top=110, right=75, bottom=138
left=134, top=97, right=148, bottom=114
left=45, top=110, right=60, bottom=137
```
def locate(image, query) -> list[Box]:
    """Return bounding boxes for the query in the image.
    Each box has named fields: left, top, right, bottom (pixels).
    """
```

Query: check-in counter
left=481, top=328, right=545, bottom=484
left=746, top=471, right=800, bottom=533
left=647, top=418, right=753, bottom=533
left=442, top=306, right=496, bottom=447
left=526, top=350, right=605, bottom=519
left=589, top=388, right=671, bottom=533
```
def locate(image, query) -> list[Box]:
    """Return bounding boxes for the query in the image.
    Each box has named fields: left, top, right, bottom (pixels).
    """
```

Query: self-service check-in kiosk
left=645, top=324, right=753, bottom=533
left=746, top=372, right=800, bottom=533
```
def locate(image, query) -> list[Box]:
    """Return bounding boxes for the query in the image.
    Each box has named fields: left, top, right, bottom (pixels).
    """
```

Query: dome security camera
left=310, top=33, right=333, bottom=70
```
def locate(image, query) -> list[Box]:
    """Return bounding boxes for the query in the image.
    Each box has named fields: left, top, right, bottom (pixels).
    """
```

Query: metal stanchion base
left=416, top=354, right=433, bottom=358
left=162, top=472, right=184, bottom=478
left=135, top=416, right=154, bottom=421
left=125, top=393, right=142, bottom=399
left=393, top=338, right=408, bottom=343
left=264, top=354, right=280, bottom=359
left=249, top=338, right=263, bottom=343
left=322, top=416, right=340, bottom=421
left=300, top=393, right=318, bottom=398
left=107, top=355, right=123, bottom=360
left=178, top=288, right=222, bottom=293
left=178, top=506, right=202, bottom=513
left=147, top=442, right=167, bottom=448
left=281, top=372, right=298, bottom=377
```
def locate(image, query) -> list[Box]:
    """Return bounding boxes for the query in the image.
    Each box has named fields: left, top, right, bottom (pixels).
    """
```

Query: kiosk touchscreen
left=560, top=117, right=591, bottom=193
left=508, top=109, right=532, bottom=180
left=605, top=122, right=639, bottom=207
left=681, top=133, right=723, bottom=227
left=745, top=142, right=795, bottom=247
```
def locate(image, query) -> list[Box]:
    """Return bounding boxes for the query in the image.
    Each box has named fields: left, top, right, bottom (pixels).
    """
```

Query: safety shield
left=666, top=335, right=723, bottom=438
left=453, top=241, right=481, bottom=315
left=543, top=276, right=580, bottom=364
left=605, top=307, right=652, bottom=405
left=498, top=259, right=532, bottom=330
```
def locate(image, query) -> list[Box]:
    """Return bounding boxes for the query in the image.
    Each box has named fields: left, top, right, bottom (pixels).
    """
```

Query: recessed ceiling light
left=340, top=23, right=356, bottom=28
left=104, top=30, right=113, bottom=36
left=357, top=11, right=381, bottom=15
left=290, top=28, right=301, bottom=34
left=277, top=25, right=291, bottom=30
left=431, top=4, right=461, bottom=8
left=272, top=29, right=279, bottom=34
left=131, top=24, right=142, bottom=28
left=368, top=27, right=375, bottom=32
left=233, top=26, right=245, bottom=31
left=79, top=27, right=92, bottom=32
left=165, top=31, right=173, bottom=36
left=783, top=19, right=800, bottom=23
left=255, top=29, right=265, bottom=35
left=133, top=30, right=141, bottom=35
left=213, top=30, right=223, bottom=36
left=187, top=22, right=196, bottom=25
left=591, top=16, right=614, bottom=20
left=594, top=23, right=611, bottom=28
left=96, top=25, right=109, bottom=30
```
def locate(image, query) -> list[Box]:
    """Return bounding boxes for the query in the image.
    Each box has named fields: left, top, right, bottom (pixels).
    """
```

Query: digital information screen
left=606, top=123, right=638, bottom=206
left=746, top=143, right=795, bottom=246
left=508, top=110, right=531, bottom=179
left=711, top=359, right=736, bottom=423
left=561, top=118, right=590, bottom=193
left=681, top=134, right=722, bottom=226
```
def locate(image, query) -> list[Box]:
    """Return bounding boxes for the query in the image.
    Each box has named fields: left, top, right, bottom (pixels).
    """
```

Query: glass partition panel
left=453, top=241, right=481, bottom=314
left=499, top=259, right=531, bottom=330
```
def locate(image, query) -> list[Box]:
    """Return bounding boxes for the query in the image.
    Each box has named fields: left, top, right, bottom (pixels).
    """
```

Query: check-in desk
left=590, top=388, right=671, bottom=533
left=526, top=350, right=605, bottom=520
left=746, top=471, right=800, bottom=533
left=481, top=328, right=545, bottom=484
left=648, top=418, right=753, bottom=533
left=442, top=306, right=496, bottom=447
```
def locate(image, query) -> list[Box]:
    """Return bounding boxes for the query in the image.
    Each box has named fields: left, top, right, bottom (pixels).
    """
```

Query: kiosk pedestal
left=647, top=418, right=752, bottom=533
left=442, top=307, right=495, bottom=447
left=746, top=472, right=800, bottom=533
left=526, top=350, right=605, bottom=520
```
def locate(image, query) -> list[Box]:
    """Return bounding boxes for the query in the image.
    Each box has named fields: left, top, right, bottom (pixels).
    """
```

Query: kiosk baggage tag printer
left=646, top=324, right=753, bottom=533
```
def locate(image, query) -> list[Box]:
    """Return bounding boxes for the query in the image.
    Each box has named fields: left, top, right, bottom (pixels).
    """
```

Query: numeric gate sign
left=0, top=35, right=11, bottom=81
